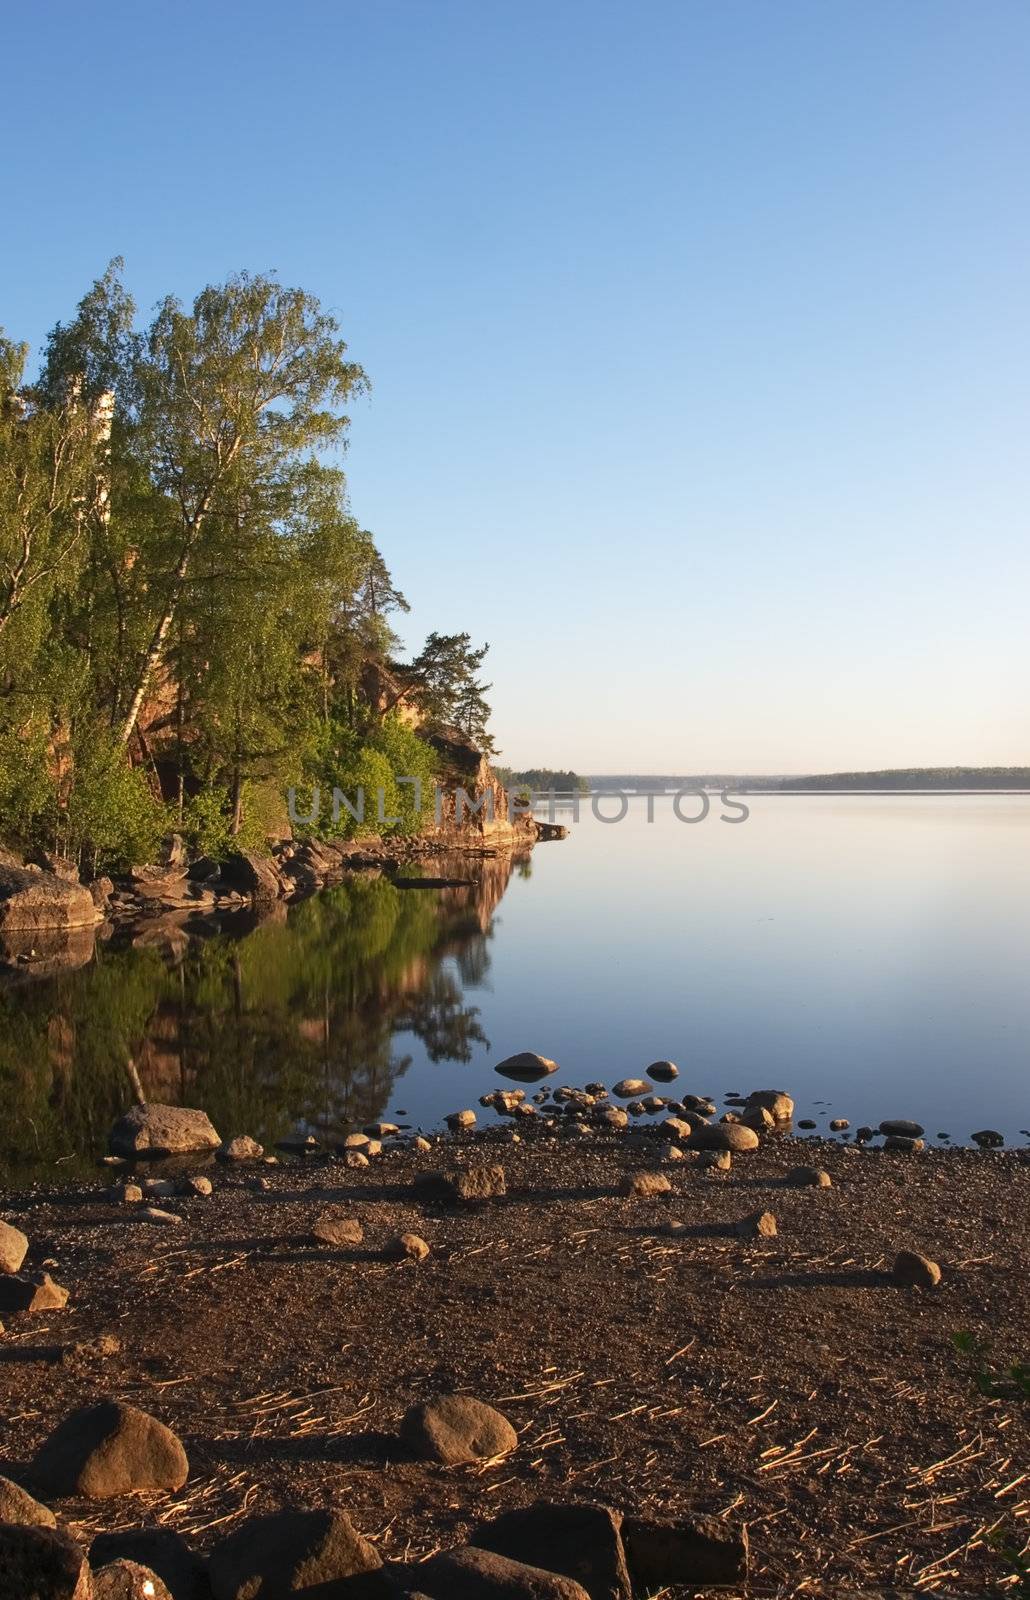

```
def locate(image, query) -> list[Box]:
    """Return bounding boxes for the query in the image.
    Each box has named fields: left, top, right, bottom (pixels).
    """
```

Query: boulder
left=740, top=1106, right=774, bottom=1132
left=207, top=1509, right=385, bottom=1600
left=0, top=864, right=99, bottom=932
left=445, top=1109, right=476, bottom=1131
left=735, top=1210, right=777, bottom=1239
left=687, top=1123, right=759, bottom=1153
left=972, top=1129, right=1004, bottom=1148
left=745, top=1089, right=794, bottom=1120
left=218, top=852, right=287, bottom=902
left=310, top=1214, right=364, bottom=1248
left=33, top=1402, right=188, bottom=1498
left=786, top=1166, right=832, bottom=1188
left=621, top=1172, right=672, bottom=1199
left=884, top=1135, right=925, bottom=1154
left=495, top=1052, right=559, bottom=1082
left=622, top=1515, right=748, bottom=1589
left=217, top=1136, right=263, bottom=1162
left=0, top=1218, right=29, bottom=1273
left=108, top=1104, right=220, bottom=1157
left=92, top=1559, right=174, bottom=1599
left=89, top=1529, right=205, bottom=1600
left=90, top=876, right=115, bottom=908
left=697, top=1149, right=731, bottom=1171
left=414, top=1546, right=590, bottom=1600
left=401, top=1394, right=518, bottom=1464
left=879, top=1119, right=925, bottom=1138
left=475, top=1502, right=630, bottom=1600
left=0, top=1524, right=91, bottom=1600
left=612, top=1079, right=649, bottom=1099
left=646, top=1061, right=678, bottom=1082
left=599, top=1107, right=628, bottom=1130
left=415, top=1166, right=506, bottom=1204
left=0, top=1271, right=69, bottom=1314
left=391, top=1233, right=431, bottom=1262
left=0, top=1474, right=57, bottom=1526
left=892, top=1250, right=941, bottom=1288
left=179, top=1175, right=212, bottom=1198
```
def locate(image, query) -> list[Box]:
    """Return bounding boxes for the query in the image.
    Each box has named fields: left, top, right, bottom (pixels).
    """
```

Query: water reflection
left=0, top=855, right=523, bottom=1186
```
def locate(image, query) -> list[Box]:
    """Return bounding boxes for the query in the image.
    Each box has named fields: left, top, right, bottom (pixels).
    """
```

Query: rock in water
left=445, top=1109, right=476, bottom=1130
left=0, top=1218, right=29, bottom=1273
left=892, top=1250, right=942, bottom=1288
left=0, top=863, right=99, bottom=933
left=745, top=1089, right=794, bottom=1120
left=0, top=1474, right=57, bottom=1526
left=207, top=1509, right=384, bottom=1600
left=687, top=1124, right=759, bottom=1153
left=971, top=1129, right=1004, bottom=1148
left=475, top=1502, right=632, bottom=1600
left=0, top=1271, right=69, bottom=1314
left=646, top=1060, right=679, bottom=1082
left=414, top=1546, right=591, bottom=1600
left=108, top=1104, right=221, bottom=1157
left=612, top=1079, right=649, bottom=1099
left=879, top=1118, right=925, bottom=1138
left=883, top=1135, right=925, bottom=1153
left=33, top=1402, right=188, bottom=1498
left=0, top=1524, right=91, bottom=1600
left=494, top=1052, right=559, bottom=1081
left=401, top=1394, right=518, bottom=1464
left=92, top=1559, right=174, bottom=1599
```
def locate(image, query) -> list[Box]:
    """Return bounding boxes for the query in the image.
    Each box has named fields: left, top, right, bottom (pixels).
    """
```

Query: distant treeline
left=494, top=767, right=589, bottom=793
left=775, top=767, right=1030, bottom=791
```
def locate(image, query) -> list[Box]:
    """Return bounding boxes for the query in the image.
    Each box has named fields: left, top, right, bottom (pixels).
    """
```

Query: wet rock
left=786, top=1166, right=832, bottom=1188
left=445, top=1109, right=477, bottom=1131
left=829, top=1118, right=849, bottom=1131
left=971, top=1129, right=1004, bottom=1148
left=475, top=1501, right=631, bottom=1600
left=892, top=1250, right=941, bottom=1288
left=879, top=1119, right=925, bottom=1138
left=622, top=1172, right=672, bottom=1198
left=401, top=1394, right=518, bottom=1464
left=89, top=1529, right=205, bottom=1600
left=0, top=1474, right=57, bottom=1526
left=414, top=1545, right=590, bottom=1600
left=622, top=1515, right=748, bottom=1590
left=364, top=1121, right=399, bottom=1138
left=884, top=1135, right=925, bottom=1154
left=495, top=1052, right=559, bottom=1081
left=33, top=1401, right=188, bottom=1498
left=109, top=1104, right=221, bottom=1157
left=740, top=1106, right=775, bottom=1132
left=0, top=1524, right=91, bottom=1600
left=688, top=1123, right=759, bottom=1153
left=855, top=1125, right=875, bottom=1142
left=735, top=1210, right=777, bottom=1239
left=92, top=1559, right=174, bottom=1599
left=415, top=1166, right=506, bottom=1204
left=0, top=1218, right=29, bottom=1273
left=208, top=1508, right=385, bottom=1600
left=612, top=1078, right=649, bottom=1099
left=310, top=1214, right=363, bottom=1248
left=391, top=1233, right=431, bottom=1262
left=218, top=1136, right=264, bottom=1161
left=599, top=1107, right=628, bottom=1130
left=0, top=1271, right=69, bottom=1313
left=646, top=1060, right=678, bottom=1082
left=745, top=1089, right=794, bottom=1120
left=798, top=1119, right=817, bottom=1129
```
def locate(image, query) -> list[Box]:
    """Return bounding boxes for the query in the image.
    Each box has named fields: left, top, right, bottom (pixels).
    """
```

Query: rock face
left=108, top=1104, right=221, bottom=1157
left=495, top=1052, right=559, bottom=1081
left=92, top=1559, right=174, bottom=1599
left=893, top=1249, right=942, bottom=1288
left=414, top=1546, right=591, bottom=1600
left=0, top=1523, right=91, bottom=1600
left=33, top=1402, right=188, bottom=1498
left=476, top=1502, right=631, bottom=1600
left=0, top=1218, right=29, bottom=1273
left=401, top=1394, right=518, bottom=1464
left=207, top=1509, right=385, bottom=1600
left=0, top=864, right=99, bottom=932
left=688, top=1123, right=759, bottom=1153
left=0, top=1474, right=57, bottom=1527
left=0, top=1271, right=69, bottom=1314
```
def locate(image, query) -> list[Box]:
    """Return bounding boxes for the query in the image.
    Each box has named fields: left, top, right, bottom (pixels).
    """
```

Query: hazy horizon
left=3, top=1, right=1028, bottom=771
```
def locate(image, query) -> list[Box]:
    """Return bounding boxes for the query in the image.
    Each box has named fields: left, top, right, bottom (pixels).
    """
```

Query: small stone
left=494, top=1052, right=559, bottom=1081
left=622, top=1171, right=672, bottom=1198
left=884, top=1135, right=925, bottom=1153
left=364, top=1121, right=399, bottom=1137
left=879, top=1119, right=925, bottom=1138
left=247, top=1175, right=272, bottom=1191
left=786, top=1166, right=832, bottom=1188
left=413, top=1135, right=432, bottom=1152
left=141, top=1179, right=177, bottom=1198
left=33, top=1402, right=188, bottom=1498
left=415, top=1166, right=506, bottom=1204
left=740, top=1106, right=774, bottom=1132
left=0, top=1271, right=69, bottom=1314
left=855, top=1125, right=875, bottom=1142
left=971, top=1129, right=1004, bottom=1148
left=612, top=1078, right=649, bottom=1098
left=892, top=1249, right=941, bottom=1288
left=109, top=1183, right=143, bottom=1204
left=415, top=1545, right=589, bottom=1600
left=445, top=1109, right=476, bottom=1131
left=138, top=1206, right=184, bottom=1225
left=345, top=1150, right=370, bottom=1169
left=343, top=1132, right=369, bottom=1149
left=688, top=1123, right=759, bottom=1153
left=61, top=1334, right=121, bottom=1366
left=401, top=1394, right=518, bottom=1464
left=735, top=1210, right=777, bottom=1239
left=180, top=1174, right=212, bottom=1197
left=92, top=1558, right=174, bottom=1599
left=0, top=1474, right=57, bottom=1527
left=218, top=1136, right=264, bottom=1161
left=600, top=1107, right=628, bottom=1130
left=660, top=1142, right=685, bottom=1162
left=661, top=1219, right=688, bottom=1236
left=798, top=1118, right=817, bottom=1129
left=646, top=1060, right=679, bottom=1082
left=0, top=1219, right=29, bottom=1273
left=392, top=1233, right=430, bottom=1262
left=697, top=1149, right=732, bottom=1171
left=829, top=1118, right=849, bottom=1131
left=364, top=1139, right=382, bottom=1157
left=310, top=1214, right=363, bottom=1248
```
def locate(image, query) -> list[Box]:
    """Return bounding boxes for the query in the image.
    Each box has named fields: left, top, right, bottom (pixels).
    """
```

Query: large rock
left=0, top=1271, right=69, bottom=1314
left=0, top=864, right=99, bottom=932
left=476, top=1503, right=631, bottom=1600
left=745, top=1089, right=794, bottom=1120
left=612, top=1079, right=649, bottom=1099
left=401, top=1394, right=518, bottom=1464
left=879, top=1118, right=925, bottom=1138
left=207, top=1509, right=385, bottom=1599
left=687, top=1123, right=759, bottom=1153
left=92, top=1560, right=174, bottom=1599
left=622, top=1515, right=748, bottom=1589
left=218, top=852, right=287, bottom=902
left=495, top=1052, right=559, bottom=1081
left=0, top=1217, right=29, bottom=1273
left=0, top=1524, right=91, bottom=1600
left=414, top=1546, right=591, bottom=1600
left=33, top=1401, right=188, bottom=1498
left=108, top=1104, right=221, bottom=1157
left=0, top=1473, right=57, bottom=1526
left=90, top=1529, right=205, bottom=1600
left=892, top=1249, right=941, bottom=1288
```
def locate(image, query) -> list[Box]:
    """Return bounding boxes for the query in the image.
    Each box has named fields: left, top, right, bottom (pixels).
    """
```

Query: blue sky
left=3, top=1, right=1028, bottom=771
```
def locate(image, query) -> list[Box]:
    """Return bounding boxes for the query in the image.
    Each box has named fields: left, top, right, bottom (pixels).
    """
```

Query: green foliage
left=59, top=732, right=167, bottom=869
left=952, top=1331, right=1030, bottom=1402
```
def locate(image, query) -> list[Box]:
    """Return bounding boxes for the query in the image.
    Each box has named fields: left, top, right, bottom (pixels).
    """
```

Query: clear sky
left=3, top=1, right=1028, bottom=772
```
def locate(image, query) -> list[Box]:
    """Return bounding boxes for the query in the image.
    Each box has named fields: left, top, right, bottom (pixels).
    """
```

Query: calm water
left=1, top=796, right=1028, bottom=1185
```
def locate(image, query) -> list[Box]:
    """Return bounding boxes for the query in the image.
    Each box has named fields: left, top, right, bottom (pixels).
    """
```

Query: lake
left=1, top=794, right=1027, bottom=1185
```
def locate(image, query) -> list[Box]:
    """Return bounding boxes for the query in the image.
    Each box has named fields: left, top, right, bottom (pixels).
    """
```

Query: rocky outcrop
left=0, top=865, right=100, bottom=933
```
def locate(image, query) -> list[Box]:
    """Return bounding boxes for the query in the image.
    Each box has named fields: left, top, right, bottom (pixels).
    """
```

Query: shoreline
left=0, top=1116, right=1027, bottom=1597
